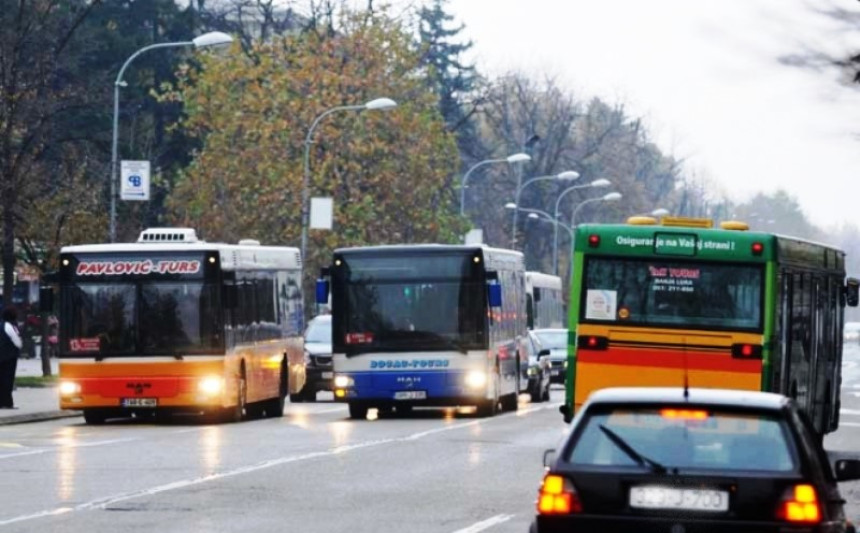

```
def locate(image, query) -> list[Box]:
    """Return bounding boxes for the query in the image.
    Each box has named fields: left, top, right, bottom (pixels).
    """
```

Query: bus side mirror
left=223, top=284, right=238, bottom=309
left=315, top=279, right=330, bottom=305
left=846, top=278, right=859, bottom=307
left=38, top=286, right=54, bottom=313
left=488, top=283, right=502, bottom=308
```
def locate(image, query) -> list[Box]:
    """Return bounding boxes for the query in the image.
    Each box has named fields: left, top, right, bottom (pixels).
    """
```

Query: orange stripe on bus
left=576, top=347, right=762, bottom=373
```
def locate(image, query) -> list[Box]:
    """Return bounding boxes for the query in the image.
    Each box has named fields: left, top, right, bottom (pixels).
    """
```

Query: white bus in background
left=525, top=271, right=564, bottom=329
left=317, top=244, right=528, bottom=419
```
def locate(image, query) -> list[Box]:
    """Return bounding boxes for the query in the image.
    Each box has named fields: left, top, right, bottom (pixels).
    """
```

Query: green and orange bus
left=561, top=216, right=859, bottom=435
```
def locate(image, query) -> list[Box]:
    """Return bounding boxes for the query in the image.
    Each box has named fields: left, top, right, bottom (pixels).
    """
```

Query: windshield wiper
left=599, top=424, right=667, bottom=474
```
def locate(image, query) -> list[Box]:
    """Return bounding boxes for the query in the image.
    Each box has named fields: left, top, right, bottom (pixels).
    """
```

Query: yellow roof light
left=661, top=216, right=713, bottom=228
left=720, top=221, right=750, bottom=231
left=627, top=216, right=657, bottom=225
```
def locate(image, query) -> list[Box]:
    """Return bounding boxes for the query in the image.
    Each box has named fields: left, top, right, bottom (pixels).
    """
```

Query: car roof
left=531, top=328, right=567, bottom=334
left=308, top=314, right=331, bottom=324
left=585, top=387, right=790, bottom=411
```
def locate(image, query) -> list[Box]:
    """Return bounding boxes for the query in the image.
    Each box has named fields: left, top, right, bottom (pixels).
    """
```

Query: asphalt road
left=0, top=347, right=858, bottom=533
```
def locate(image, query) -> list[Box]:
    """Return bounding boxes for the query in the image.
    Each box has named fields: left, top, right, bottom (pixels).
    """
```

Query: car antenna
left=682, top=337, right=689, bottom=400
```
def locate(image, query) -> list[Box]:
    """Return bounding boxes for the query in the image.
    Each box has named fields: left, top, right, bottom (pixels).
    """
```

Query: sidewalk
left=0, top=358, right=80, bottom=426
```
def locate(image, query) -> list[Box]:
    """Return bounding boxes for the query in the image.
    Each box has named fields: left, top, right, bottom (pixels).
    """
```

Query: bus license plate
left=629, top=486, right=728, bottom=512
left=394, top=391, right=426, bottom=400
left=121, top=398, right=158, bottom=408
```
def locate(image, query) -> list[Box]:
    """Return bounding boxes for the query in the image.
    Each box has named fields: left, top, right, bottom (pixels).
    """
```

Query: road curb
left=0, top=410, right=81, bottom=426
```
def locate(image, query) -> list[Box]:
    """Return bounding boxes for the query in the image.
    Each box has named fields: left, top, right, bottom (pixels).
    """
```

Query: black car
left=524, top=330, right=551, bottom=403
left=532, top=387, right=860, bottom=533
left=292, top=314, right=333, bottom=402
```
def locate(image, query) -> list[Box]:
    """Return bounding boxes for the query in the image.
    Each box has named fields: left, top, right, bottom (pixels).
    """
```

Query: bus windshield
left=334, top=253, right=486, bottom=354
left=581, top=258, right=763, bottom=331
left=62, top=282, right=223, bottom=356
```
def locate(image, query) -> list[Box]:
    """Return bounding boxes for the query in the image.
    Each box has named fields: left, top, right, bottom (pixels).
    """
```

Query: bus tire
left=223, top=370, right=247, bottom=423
left=83, top=410, right=107, bottom=425
left=476, top=399, right=498, bottom=418
left=501, top=392, right=518, bottom=412
left=264, top=364, right=288, bottom=418
left=348, top=403, right=368, bottom=420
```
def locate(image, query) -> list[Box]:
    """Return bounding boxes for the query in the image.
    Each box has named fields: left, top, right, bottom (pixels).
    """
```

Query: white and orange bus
left=50, top=228, right=306, bottom=424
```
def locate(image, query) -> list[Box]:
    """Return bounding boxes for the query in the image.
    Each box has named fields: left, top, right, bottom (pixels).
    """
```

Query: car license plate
left=394, top=390, right=426, bottom=400
left=121, top=398, right=157, bottom=408
left=629, top=486, right=728, bottom=512
left=322, top=372, right=333, bottom=379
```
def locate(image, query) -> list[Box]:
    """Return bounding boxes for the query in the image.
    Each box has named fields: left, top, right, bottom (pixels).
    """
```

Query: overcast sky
left=438, top=0, right=860, bottom=228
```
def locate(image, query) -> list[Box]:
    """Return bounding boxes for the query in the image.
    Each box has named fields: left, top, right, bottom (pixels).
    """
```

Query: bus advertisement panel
left=563, top=219, right=857, bottom=435
left=321, top=245, right=527, bottom=419
left=54, top=228, right=306, bottom=424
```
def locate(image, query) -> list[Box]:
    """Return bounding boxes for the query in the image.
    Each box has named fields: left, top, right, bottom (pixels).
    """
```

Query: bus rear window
left=581, top=258, right=763, bottom=331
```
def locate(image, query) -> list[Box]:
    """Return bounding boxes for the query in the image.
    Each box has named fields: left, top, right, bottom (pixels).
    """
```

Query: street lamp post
left=570, top=192, right=623, bottom=225
left=505, top=203, right=574, bottom=273
left=552, top=178, right=611, bottom=274
left=459, top=153, right=531, bottom=216
left=300, top=97, right=397, bottom=261
left=109, top=31, right=233, bottom=243
left=510, top=170, right=579, bottom=248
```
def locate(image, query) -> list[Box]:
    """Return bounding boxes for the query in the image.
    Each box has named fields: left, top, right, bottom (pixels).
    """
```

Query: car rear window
left=567, top=406, right=797, bottom=472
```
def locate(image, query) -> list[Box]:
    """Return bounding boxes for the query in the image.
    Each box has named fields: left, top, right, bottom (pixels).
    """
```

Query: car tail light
left=777, top=484, right=821, bottom=523
left=537, top=474, right=582, bottom=515
left=576, top=335, right=608, bottom=350
left=731, top=343, right=762, bottom=359
left=660, top=408, right=709, bottom=420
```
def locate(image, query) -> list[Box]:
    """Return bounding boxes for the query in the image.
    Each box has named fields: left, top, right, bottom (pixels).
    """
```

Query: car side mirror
left=542, top=449, right=557, bottom=468
left=537, top=348, right=551, bottom=358
left=38, top=286, right=54, bottom=313
left=835, top=459, right=860, bottom=482
left=846, top=278, right=859, bottom=307
left=487, top=283, right=502, bottom=308
left=315, top=279, right=330, bottom=305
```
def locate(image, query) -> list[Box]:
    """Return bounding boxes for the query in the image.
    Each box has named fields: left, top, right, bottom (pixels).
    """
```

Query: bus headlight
left=198, top=376, right=225, bottom=395
left=59, top=381, right=81, bottom=396
left=465, top=371, right=487, bottom=389
left=334, top=375, right=353, bottom=388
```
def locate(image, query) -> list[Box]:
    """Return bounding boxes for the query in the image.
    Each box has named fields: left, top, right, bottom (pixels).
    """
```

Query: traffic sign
left=120, top=160, right=150, bottom=201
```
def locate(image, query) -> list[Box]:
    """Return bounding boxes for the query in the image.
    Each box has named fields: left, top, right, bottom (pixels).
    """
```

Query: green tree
left=0, top=0, right=102, bottom=301
left=162, top=9, right=464, bottom=281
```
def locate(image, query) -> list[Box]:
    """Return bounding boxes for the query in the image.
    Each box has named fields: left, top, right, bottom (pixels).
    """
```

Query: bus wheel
left=223, top=372, right=247, bottom=423
left=264, top=365, right=288, bottom=418
left=348, top=403, right=368, bottom=420
left=501, top=392, right=518, bottom=412
left=475, top=399, right=498, bottom=418
left=83, top=410, right=107, bottom=425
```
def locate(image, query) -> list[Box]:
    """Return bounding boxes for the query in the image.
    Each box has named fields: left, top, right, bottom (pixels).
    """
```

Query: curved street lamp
left=505, top=203, right=574, bottom=274
left=551, top=178, right=611, bottom=274
left=570, top=192, right=623, bottom=226
left=459, top=153, right=531, bottom=216
left=301, top=98, right=398, bottom=260
left=510, top=170, right=579, bottom=248
left=109, top=31, right=234, bottom=242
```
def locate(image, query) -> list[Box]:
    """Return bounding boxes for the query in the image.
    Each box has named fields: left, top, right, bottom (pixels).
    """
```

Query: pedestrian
left=0, top=307, right=22, bottom=408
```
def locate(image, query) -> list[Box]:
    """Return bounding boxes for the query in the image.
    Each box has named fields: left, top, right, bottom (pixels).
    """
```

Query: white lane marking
left=839, top=422, right=860, bottom=427
left=451, top=514, right=516, bottom=533
left=0, top=438, right=138, bottom=461
left=0, top=402, right=558, bottom=526
left=840, top=409, right=860, bottom=416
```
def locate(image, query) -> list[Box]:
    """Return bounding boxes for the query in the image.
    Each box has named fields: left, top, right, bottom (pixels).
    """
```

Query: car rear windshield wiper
left=599, top=424, right=667, bottom=474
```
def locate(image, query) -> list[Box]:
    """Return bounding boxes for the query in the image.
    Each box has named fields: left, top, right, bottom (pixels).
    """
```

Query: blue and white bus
left=317, top=244, right=528, bottom=419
